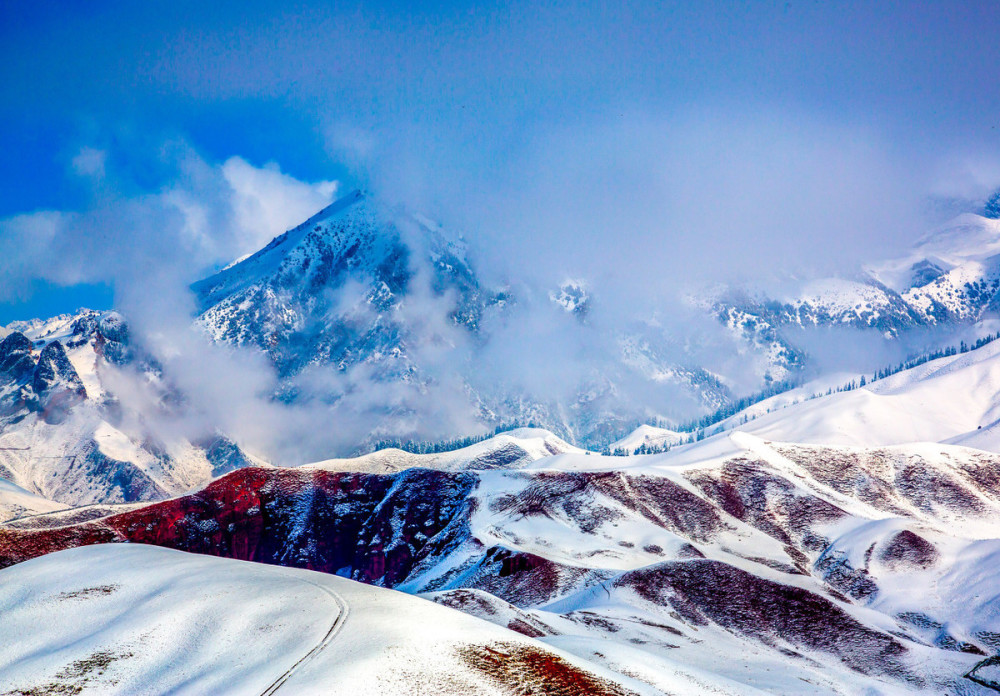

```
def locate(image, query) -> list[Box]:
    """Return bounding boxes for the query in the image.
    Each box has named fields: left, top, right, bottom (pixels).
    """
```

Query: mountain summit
left=193, top=190, right=501, bottom=379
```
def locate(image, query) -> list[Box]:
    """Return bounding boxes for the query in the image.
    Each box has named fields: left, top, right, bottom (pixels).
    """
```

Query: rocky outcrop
left=32, top=341, right=87, bottom=424
left=0, top=332, right=35, bottom=382
left=0, top=333, right=87, bottom=424
left=0, top=468, right=478, bottom=589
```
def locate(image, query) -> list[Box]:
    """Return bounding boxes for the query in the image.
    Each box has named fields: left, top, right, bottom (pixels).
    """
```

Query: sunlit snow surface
left=0, top=544, right=655, bottom=696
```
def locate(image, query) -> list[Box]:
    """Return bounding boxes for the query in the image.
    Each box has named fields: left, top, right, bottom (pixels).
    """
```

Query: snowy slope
left=873, top=214, right=1000, bottom=290
left=718, top=337, right=1000, bottom=449
left=614, top=326, right=1000, bottom=456
left=304, top=428, right=582, bottom=474
left=0, top=475, right=66, bottom=522
left=11, top=424, right=1000, bottom=692
left=609, top=424, right=685, bottom=453
left=0, top=544, right=651, bottom=696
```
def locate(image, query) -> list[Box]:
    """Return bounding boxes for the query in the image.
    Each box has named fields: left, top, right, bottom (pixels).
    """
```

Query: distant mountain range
left=6, top=195, right=1000, bottom=691
left=2, top=191, right=1000, bottom=506
left=187, top=191, right=1000, bottom=443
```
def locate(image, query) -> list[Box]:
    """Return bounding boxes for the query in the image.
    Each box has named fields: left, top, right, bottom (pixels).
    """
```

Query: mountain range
left=5, top=191, right=1000, bottom=693
left=6, top=334, right=1000, bottom=692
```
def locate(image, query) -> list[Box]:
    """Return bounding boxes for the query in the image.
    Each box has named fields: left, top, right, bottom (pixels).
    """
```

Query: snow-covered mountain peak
left=913, top=213, right=1000, bottom=263
left=191, top=189, right=499, bottom=381
left=192, top=189, right=370, bottom=310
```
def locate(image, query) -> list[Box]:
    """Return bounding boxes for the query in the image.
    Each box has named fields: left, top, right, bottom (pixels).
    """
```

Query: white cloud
left=0, top=148, right=339, bottom=304
left=222, top=156, right=338, bottom=258
left=71, top=147, right=107, bottom=179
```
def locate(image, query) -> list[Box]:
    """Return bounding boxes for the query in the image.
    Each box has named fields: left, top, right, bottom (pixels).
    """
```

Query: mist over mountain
left=6, top=175, right=1000, bottom=464
left=8, top=3, right=1000, bottom=694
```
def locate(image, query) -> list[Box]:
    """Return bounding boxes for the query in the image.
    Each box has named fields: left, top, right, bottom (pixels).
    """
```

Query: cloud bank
left=2, top=109, right=999, bottom=460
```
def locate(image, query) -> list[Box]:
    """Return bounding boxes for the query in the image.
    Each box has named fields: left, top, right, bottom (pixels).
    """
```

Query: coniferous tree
left=985, top=189, right=1000, bottom=219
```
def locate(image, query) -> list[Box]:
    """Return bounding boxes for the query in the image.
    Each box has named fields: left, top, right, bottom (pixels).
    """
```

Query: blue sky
left=2, top=0, right=1000, bottom=323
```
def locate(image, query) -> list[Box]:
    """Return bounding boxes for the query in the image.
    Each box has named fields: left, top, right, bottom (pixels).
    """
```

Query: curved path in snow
left=260, top=580, right=351, bottom=695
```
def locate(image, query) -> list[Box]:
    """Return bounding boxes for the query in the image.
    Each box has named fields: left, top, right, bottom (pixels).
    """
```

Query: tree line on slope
left=606, top=330, right=1000, bottom=456
left=372, top=331, right=1000, bottom=459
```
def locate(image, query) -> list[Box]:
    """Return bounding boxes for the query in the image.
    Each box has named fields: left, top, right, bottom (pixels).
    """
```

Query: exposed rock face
left=910, top=259, right=945, bottom=287
left=0, top=468, right=478, bottom=589
left=203, top=436, right=255, bottom=477
left=0, top=333, right=37, bottom=419
left=69, top=310, right=134, bottom=365
left=32, top=341, right=87, bottom=424
left=71, top=441, right=168, bottom=503
left=0, top=333, right=87, bottom=424
left=0, top=333, right=35, bottom=382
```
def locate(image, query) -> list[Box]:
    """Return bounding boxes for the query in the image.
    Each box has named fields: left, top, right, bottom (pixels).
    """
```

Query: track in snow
left=260, top=580, right=350, bottom=695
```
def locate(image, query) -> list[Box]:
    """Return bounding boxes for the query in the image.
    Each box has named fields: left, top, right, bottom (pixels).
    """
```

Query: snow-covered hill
left=0, top=476, right=66, bottom=522
left=607, top=423, right=685, bottom=453
left=304, top=428, right=583, bottom=474
left=10, top=416, right=1000, bottom=691
left=682, top=332, right=1000, bottom=451
left=0, top=544, right=649, bottom=695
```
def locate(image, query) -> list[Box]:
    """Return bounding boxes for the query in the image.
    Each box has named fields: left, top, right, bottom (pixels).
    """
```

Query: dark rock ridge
left=0, top=467, right=478, bottom=588
left=0, top=332, right=35, bottom=381
left=0, top=333, right=87, bottom=424
left=60, top=441, right=167, bottom=503
left=203, top=435, right=257, bottom=477
left=32, top=341, right=87, bottom=423
left=68, top=309, right=141, bottom=368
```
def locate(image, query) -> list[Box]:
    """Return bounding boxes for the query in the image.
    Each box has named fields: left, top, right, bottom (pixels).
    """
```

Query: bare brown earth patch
left=56, top=584, right=119, bottom=601
left=774, top=445, right=992, bottom=516
left=616, top=559, right=913, bottom=679
left=458, top=642, right=640, bottom=696
left=489, top=471, right=723, bottom=542
left=2, top=649, right=133, bottom=696
left=454, top=545, right=608, bottom=606
left=686, top=457, right=845, bottom=565
left=878, top=530, right=940, bottom=570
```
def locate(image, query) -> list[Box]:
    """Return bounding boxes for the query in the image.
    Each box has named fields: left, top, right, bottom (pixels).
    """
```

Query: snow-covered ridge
left=304, top=427, right=583, bottom=474
left=192, top=189, right=368, bottom=310
left=10, top=428, right=1000, bottom=692
left=0, top=544, right=649, bottom=695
